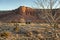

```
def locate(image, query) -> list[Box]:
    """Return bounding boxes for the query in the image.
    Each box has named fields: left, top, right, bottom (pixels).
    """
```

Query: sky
left=0, top=0, right=60, bottom=10
left=0, top=0, right=36, bottom=10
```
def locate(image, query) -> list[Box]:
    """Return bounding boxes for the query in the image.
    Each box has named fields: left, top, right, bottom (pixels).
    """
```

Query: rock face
left=0, top=6, right=60, bottom=23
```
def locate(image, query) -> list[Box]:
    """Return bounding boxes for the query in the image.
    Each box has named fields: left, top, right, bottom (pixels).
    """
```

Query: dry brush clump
left=26, top=31, right=33, bottom=37
left=13, top=26, right=20, bottom=33
left=0, top=23, right=60, bottom=40
left=0, top=31, right=12, bottom=38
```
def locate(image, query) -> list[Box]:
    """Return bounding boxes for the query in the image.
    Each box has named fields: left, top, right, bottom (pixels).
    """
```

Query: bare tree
left=33, top=0, right=60, bottom=28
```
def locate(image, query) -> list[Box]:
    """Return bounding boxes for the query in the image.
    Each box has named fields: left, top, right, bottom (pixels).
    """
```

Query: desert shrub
left=36, top=34, right=45, bottom=39
left=32, top=29, right=42, bottom=35
left=32, top=30, right=40, bottom=34
left=14, top=23, right=19, bottom=27
left=20, top=28, right=33, bottom=37
left=0, top=31, right=12, bottom=38
left=26, top=31, right=33, bottom=37
left=13, top=26, right=20, bottom=33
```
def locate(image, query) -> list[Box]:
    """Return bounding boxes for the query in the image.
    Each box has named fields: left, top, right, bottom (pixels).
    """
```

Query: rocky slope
left=0, top=6, right=60, bottom=23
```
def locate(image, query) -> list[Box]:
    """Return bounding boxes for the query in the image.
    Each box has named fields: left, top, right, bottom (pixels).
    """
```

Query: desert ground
left=0, top=23, right=60, bottom=40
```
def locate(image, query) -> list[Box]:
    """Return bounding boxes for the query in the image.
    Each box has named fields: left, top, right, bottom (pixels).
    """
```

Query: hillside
left=0, top=6, right=60, bottom=23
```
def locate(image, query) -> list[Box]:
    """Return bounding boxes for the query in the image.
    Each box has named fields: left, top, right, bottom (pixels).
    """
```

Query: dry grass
left=0, top=23, right=60, bottom=40
left=0, top=31, right=11, bottom=38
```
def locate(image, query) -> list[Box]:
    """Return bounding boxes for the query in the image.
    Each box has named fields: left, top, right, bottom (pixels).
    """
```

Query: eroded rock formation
left=0, top=6, right=60, bottom=23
